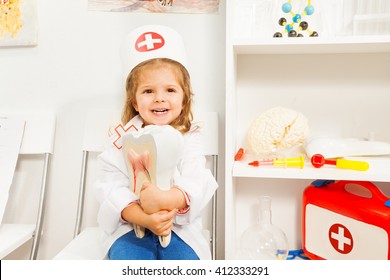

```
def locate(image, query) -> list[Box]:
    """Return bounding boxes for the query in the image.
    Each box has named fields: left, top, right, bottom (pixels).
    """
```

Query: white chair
left=54, top=110, right=218, bottom=260
left=0, top=113, right=56, bottom=260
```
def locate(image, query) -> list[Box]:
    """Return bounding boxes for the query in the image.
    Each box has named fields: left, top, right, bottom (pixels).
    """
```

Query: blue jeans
left=108, top=230, right=199, bottom=260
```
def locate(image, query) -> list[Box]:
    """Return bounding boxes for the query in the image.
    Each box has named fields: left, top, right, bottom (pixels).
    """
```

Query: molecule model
left=273, top=0, right=318, bottom=38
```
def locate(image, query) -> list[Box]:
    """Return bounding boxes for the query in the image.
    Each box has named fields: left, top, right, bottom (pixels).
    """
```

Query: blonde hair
left=122, top=58, right=194, bottom=134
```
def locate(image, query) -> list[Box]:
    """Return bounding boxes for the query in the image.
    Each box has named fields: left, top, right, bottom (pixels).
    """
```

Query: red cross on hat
left=135, top=32, right=165, bottom=52
left=121, top=25, right=189, bottom=78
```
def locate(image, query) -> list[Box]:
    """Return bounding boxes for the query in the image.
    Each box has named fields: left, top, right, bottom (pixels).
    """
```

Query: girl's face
left=133, top=65, right=184, bottom=126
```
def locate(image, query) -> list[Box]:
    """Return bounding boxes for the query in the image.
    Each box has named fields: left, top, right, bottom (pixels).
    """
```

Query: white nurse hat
left=121, top=25, right=189, bottom=77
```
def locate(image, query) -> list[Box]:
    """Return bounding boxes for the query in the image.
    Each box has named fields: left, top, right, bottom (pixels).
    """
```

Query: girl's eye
left=167, top=88, right=176, bottom=93
left=143, top=89, right=153, bottom=94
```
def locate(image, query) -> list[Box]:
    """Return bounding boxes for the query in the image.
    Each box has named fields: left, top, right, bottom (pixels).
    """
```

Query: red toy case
left=303, top=180, right=390, bottom=260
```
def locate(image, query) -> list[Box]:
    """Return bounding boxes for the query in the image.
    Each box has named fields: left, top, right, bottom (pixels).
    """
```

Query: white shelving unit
left=225, top=0, right=390, bottom=259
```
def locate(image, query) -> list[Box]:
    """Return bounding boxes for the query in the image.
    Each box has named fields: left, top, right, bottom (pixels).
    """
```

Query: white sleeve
left=94, top=145, right=138, bottom=235
left=173, top=130, right=218, bottom=225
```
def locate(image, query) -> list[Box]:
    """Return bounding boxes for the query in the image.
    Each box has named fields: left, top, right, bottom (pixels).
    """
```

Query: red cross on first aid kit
left=303, top=180, right=390, bottom=260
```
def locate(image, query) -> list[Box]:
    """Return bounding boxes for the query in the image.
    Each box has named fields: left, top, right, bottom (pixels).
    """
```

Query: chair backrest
left=74, top=109, right=219, bottom=258
left=0, top=112, right=56, bottom=259
left=192, top=112, right=219, bottom=259
left=82, top=109, right=122, bottom=153
left=19, top=113, right=56, bottom=155
left=0, top=112, right=55, bottom=155
left=194, top=111, right=219, bottom=157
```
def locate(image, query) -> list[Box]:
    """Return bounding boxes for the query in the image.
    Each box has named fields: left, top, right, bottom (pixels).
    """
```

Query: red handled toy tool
left=310, top=154, right=369, bottom=171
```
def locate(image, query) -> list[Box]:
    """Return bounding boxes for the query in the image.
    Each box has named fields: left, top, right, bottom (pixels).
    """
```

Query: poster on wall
left=88, top=0, right=220, bottom=14
left=0, top=0, right=38, bottom=47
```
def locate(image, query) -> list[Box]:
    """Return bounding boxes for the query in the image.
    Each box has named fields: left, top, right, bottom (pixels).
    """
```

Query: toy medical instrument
left=234, top=147, right=245, bottom=161
left=305, top=137, right=390, bottom=158
left=249, top=156, right=304, bottom=169
left=287, top=249, right=309, bottom=260
left=310, top=154, right=369, bottom=171
left=273, top=0, right=318, bottom=37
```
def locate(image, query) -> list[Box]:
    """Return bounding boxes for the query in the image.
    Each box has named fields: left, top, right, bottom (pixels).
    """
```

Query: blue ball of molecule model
left=282, top=2, right=292, bottom=13
left=305, top=5, right=314, bottom=15
left=293, top=14, right=302, bottom=23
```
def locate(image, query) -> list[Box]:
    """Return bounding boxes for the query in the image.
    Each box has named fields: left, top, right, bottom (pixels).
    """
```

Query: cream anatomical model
left=247, top=106, right=309, bottom=155
left=122, top=125, right=184, bottom=247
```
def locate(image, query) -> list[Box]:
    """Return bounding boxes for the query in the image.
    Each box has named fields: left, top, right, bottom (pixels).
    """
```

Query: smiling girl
left=94, top=25, right=218, bottom=260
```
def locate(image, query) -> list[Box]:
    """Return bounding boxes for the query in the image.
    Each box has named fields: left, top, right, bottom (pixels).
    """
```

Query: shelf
left=226, top=0, right=390, bottom=260
left=233, top=157, right=390, bottom=182
left=233, top=35, right=390, bottom=54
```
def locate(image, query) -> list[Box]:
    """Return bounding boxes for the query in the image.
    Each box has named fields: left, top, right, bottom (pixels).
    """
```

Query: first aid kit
left=303, top=180, right=390, bottom=259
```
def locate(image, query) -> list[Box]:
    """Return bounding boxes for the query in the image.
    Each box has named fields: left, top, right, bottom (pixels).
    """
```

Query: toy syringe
left=248, top=156, right=305, bottom=169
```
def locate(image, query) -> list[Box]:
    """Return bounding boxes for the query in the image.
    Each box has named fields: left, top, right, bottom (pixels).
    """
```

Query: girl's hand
left=139, top=182, right=188, bottom=214
left=145, top=209, right=177, bottom=236
left=139, top=182, right=165, bottom=214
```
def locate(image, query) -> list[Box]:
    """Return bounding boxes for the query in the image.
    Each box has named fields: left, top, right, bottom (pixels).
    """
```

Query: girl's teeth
left=153, top=109, right=167, bottom=114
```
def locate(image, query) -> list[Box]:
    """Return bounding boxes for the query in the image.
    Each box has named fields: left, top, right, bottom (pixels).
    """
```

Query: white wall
left=0, top=0, right=226, bottom=259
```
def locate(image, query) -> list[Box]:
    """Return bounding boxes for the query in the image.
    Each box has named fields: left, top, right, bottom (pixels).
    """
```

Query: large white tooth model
left=122, top=125, right=184, bottom=247
left=305, top=137, right=390, bottom=158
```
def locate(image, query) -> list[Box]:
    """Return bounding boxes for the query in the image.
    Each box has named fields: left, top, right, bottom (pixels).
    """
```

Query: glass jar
left=240, top=196, right=289, bottom=260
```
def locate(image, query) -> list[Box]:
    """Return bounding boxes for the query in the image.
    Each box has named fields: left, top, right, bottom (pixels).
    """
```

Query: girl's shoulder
left=183, top=121, right=204, bottom=143
left=189, top=120, right=203, bottom=134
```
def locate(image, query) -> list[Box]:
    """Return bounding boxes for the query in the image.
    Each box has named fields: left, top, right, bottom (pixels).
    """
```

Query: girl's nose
left=154, top=91, right=166, bottom=102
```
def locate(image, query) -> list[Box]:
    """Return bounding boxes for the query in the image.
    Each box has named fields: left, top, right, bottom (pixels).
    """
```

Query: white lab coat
left=94, top=115, right=218, bottom=260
